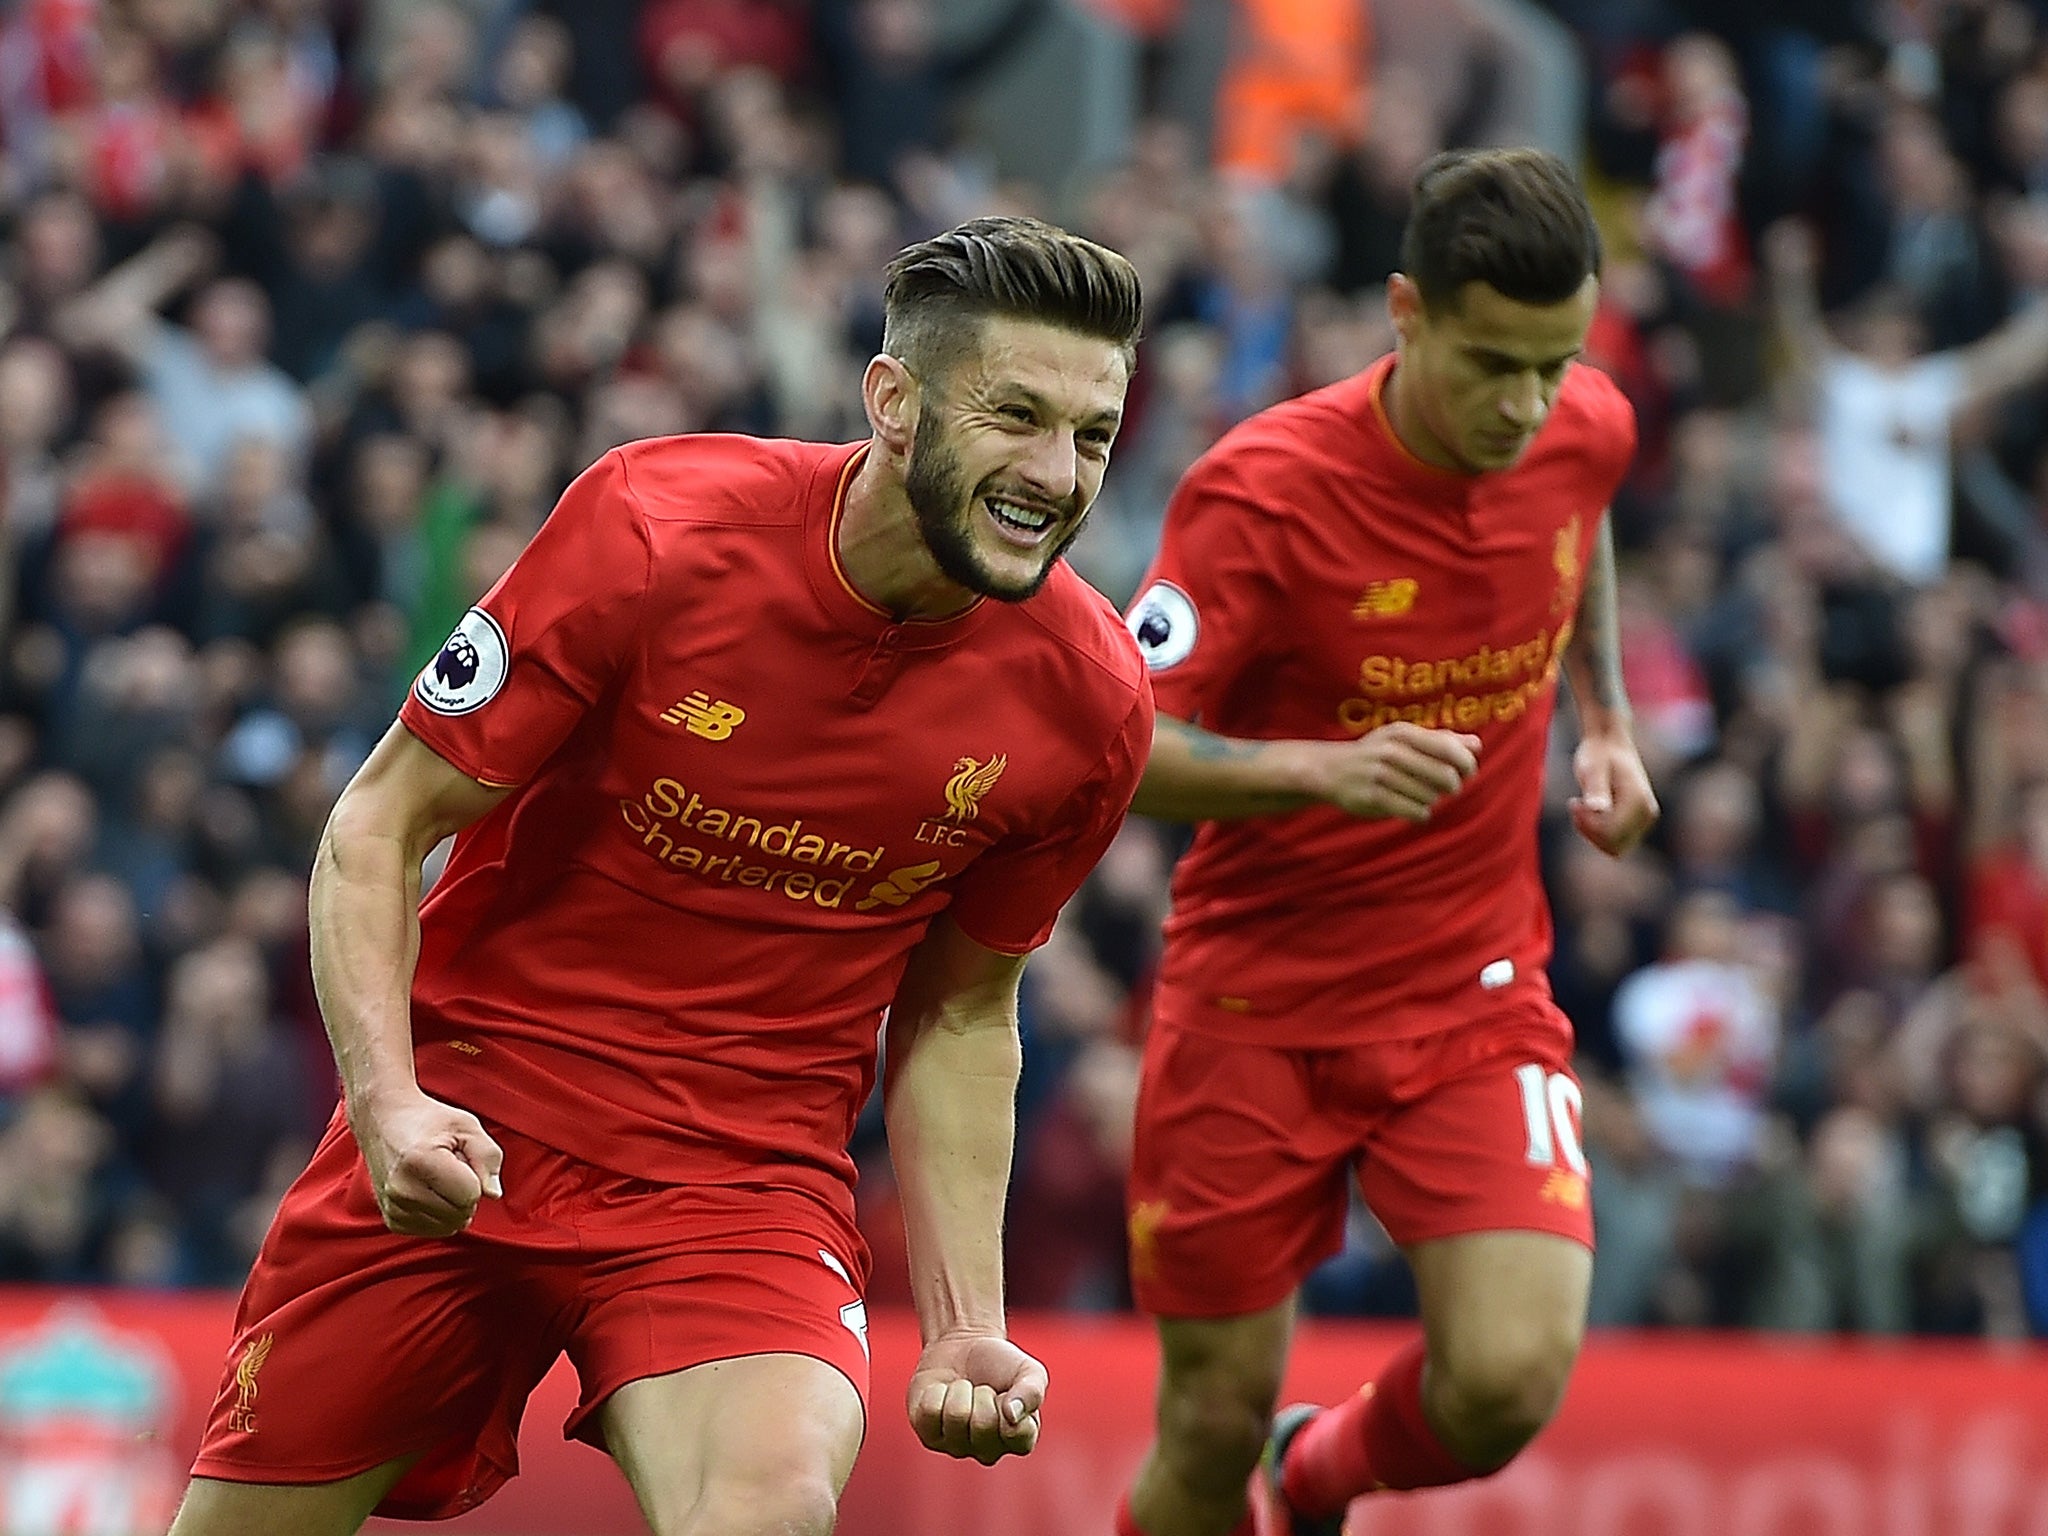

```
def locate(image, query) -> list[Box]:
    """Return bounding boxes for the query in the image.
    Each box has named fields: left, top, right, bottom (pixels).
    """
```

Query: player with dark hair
left=168, top=215, right=1152, bottom=1536
left=1114, top=149, right=1657, bottom=1536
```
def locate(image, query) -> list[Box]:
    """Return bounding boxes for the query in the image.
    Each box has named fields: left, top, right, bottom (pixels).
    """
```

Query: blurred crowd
left=3, top=0, right=2048, bottom=1339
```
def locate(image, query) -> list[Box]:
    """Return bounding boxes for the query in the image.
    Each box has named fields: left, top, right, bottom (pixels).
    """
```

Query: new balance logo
left=661, top=693, right=746, bottom=740
left=1353, top=578, right=1419, bottom=619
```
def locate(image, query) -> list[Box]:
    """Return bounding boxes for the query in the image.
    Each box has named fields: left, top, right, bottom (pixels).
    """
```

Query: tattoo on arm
left=1157, top=715, right=1266, bottom=762
left=1568, top=514, right=1629, bottom=718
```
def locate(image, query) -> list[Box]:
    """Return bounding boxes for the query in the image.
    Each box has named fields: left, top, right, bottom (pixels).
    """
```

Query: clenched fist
left=351, top=1089, right=504, bottom=1237
left=1302, top=722, right=1483, bottom=822
left=906, top=1331, right=1047, bottom=1466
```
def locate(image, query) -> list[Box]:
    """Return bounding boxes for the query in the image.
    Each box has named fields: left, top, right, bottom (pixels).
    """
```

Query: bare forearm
left=1131, top=715, right=1322, bottom=821
left=1766, top=256, right=1829, bottom=386
left=52, top=232, right=204, bottom=355
left=1563, top=514, right=1634, bottom=739
left=309, top=810, right=428, bottom=1121
left=1960, top=302, right=2048, bottom=411
left=884, top=1011, right=1021, bottom=1342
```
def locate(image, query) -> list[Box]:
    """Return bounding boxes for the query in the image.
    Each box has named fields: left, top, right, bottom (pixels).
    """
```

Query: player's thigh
left=1355, top=1008, right=1593, bottom=1415
left=167, top=1458, right=419, bottom=1536
left=1130, top=1019, right=1353, bottom=1317
left=601, top=1353, right=865, bottom=1536
left=1353, top=1006, right=1595, bottom=1255
left=563, top=1179, right=873, bottom=1533
left=563, top=1181, right=872, bottom=1441
left=1407, top=1229, right=1591, bottom=1419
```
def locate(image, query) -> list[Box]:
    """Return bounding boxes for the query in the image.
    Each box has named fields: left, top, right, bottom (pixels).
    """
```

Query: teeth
left=987, top=498, right=1052, bottom=532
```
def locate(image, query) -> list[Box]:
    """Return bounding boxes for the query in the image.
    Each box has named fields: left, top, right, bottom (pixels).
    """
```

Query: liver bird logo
left=943, top=754, right=1007, bottom=822
left=228, top=1331, right=275, bottom=1433
left=235, top=1332, right=273, bottom=1392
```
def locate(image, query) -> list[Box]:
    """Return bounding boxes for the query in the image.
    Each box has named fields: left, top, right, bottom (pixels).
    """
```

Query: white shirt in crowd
left=142, top=327, right=313, bottom=499
left=1612, top=956, right=1781, bottom=1186
left=1817, top=351, right=1965, bottom=586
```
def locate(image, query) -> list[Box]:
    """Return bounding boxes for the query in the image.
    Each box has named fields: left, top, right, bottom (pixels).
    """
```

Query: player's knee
left=1158, top=1364, right=1281, bottom=1487
left=675, top=1468, right=838, bottom=1536
left=1431, top=1325, right=1580, bottom=1457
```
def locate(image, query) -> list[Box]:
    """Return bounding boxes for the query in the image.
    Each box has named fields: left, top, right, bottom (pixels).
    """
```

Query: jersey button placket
left=848, top=625, right=904, bottom=707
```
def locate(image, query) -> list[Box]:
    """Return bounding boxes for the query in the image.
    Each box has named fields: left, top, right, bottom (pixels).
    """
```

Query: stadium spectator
left=139, top=936, right=314, bottom=1283
left=1588, top=889, right=1785, bottom=1325
left=0, top=1085, right=115, bottom=1281
left=39, top=873, right=154, bottom=1140
left=1767, top=216, right=2048, bottom=586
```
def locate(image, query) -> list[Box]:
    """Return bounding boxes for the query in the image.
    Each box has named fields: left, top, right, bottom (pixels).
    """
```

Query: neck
left=1382, top=357, right=1464, bottom=473
left=837, top=444, right=980, bottom=620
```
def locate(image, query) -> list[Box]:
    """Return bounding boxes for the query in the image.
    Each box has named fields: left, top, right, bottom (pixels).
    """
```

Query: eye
left=1080, top=428, right=1115, bottom=453
left=999, top=404, right=1036, bottom=426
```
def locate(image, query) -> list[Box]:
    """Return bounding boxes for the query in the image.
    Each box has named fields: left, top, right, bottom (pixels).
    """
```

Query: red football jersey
left=397, top=436, right=1151, bottom=1206
left=1127, top=355, right=1636, bottom=1047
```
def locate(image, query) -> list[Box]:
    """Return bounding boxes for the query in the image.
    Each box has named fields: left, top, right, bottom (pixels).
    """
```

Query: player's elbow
left=314, top=779, right=456, bottom=918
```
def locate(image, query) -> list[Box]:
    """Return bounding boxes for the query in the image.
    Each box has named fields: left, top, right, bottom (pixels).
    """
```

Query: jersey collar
left=1363, top=354, right=1478, bottom=498
left=804, top=442, right=993, bottom=648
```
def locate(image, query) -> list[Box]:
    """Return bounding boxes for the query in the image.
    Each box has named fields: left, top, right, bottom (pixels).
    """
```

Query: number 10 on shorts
left=1514, top=1064, right=1587, bottom=1175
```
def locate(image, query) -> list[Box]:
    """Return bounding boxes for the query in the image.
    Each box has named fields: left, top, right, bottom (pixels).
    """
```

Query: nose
left=1017, top=430, right=1079, bottom=504
left=1498, top=370, right=1546, bottom=429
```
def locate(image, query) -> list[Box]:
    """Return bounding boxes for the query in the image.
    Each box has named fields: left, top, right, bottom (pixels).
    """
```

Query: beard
left=903, top=407, right=1088, bottom=602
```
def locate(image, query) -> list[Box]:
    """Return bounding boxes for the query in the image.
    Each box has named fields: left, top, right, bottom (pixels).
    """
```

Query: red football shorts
left=191, top=1111, right=873, bottom=1519
left=1127, top=996, right=1593, bottom=1318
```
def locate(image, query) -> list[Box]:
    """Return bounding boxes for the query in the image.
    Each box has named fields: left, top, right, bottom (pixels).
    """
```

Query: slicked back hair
left=881, top=216, right=1144, bottom=389
left=1400, top=148, right=1603, bottom=313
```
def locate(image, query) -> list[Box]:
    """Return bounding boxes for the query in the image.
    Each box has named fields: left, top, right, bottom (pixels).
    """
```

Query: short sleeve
left=401, top=450, right=654, bottom=787
left=946, top=686, right=1155, bottom=955
left=1124, top=454, right=1291, bottom=722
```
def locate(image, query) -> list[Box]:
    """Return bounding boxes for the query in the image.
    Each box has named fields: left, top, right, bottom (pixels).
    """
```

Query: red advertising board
left=0, top=1289, right=2044, bottom=1535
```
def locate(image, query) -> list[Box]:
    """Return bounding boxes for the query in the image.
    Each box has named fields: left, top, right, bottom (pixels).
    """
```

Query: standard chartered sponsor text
left=619, top=777, right=884, bottom=908
left=1337, top=622, right=1572, bottom=735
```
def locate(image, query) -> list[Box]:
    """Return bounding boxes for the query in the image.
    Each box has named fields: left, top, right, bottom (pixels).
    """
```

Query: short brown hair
left=1400, top=148, right=1602, bottom=312
left=882, top=215, right=1144, bottom=385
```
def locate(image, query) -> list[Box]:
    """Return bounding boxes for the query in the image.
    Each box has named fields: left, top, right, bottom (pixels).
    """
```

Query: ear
left=1386, top=274, right=1425, bottom=347
left=863, top=354, right=919, bottom=456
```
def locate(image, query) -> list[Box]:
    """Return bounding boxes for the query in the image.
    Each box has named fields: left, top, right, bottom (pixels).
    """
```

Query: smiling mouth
left=982, top=494, right=1061, bottom=546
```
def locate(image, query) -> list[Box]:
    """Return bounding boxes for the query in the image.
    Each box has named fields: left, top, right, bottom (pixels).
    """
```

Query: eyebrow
left=1466, top=345, right=1582, bottom=372
left=1000, top=384, right=1123, bottom=432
